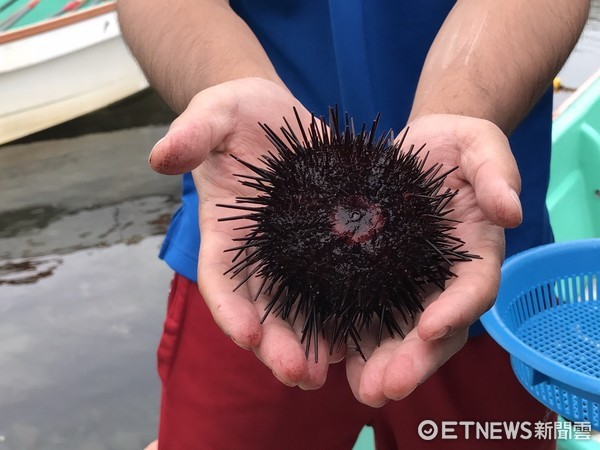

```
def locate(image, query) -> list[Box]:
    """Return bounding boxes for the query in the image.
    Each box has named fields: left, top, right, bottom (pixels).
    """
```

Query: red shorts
left=156, top=274, right=555, bottom=450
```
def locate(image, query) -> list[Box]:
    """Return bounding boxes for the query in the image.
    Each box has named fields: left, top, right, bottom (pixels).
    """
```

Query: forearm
left=117, top=0, right=283, bottom=113
left=409, top=0, right=590, bottom=134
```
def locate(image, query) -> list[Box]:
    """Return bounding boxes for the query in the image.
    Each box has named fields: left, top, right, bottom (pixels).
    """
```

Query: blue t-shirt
left=160, top=0, right=554, bottom=290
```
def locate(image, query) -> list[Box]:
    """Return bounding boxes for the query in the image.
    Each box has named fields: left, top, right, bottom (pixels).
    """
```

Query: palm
left=176, top=81, right=335, bottom=385
left=345, top=117, right=520, bottom=405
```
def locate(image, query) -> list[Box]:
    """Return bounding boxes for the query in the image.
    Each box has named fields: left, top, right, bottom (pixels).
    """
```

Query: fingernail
left=509, top=189, right=523, bottom=220
left=149, top=136, right=166, bottom=164
left=429, top=325, right=451, bottom=340
left=230, top=336, right=251, bottom=351
left=153, top=136, right=166, bottom=150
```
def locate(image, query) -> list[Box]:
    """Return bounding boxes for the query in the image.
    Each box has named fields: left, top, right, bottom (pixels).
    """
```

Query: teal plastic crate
left=352, top=426, right=374, bottom=450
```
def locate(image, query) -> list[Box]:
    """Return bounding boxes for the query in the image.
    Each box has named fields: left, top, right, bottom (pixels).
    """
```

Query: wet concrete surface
left=0, top=120, right=180, bottom=450
left=0, top=238, right=168, bottom=450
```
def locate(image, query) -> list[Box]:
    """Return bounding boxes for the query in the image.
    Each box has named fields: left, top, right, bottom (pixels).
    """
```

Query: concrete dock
left=0, top=118, right=180, bottom=450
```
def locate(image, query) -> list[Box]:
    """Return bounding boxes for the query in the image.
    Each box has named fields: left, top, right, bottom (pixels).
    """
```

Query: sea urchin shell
left=218, top=108, right=477, bottom=360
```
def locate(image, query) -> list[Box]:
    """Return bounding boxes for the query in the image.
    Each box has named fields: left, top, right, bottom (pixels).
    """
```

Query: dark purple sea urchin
left=218, top=108, right=477, bottom=360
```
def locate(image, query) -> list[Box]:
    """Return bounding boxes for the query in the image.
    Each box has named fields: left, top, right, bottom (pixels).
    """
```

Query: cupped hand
left=149, top=78, right=335, bottom=389
left=150, top=80, right=522, bottom=403
left=346, top=114, right=522, bottom=406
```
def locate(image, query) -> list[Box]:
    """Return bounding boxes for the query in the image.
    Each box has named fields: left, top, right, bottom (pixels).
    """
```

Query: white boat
left=0, top=0, right=148, bottom=145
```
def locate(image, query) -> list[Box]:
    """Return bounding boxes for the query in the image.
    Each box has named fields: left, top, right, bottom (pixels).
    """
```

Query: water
left=0, top=239, right=168, bottom=450
left=0, top=122, right=180, bottom=450
left=0, top=6, right=599, bottom=449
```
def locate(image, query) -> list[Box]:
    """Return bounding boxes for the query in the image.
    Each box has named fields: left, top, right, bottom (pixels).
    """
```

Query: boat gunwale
left=0, top=1, right=116, bottom=45
left=553, top=67, right=600, bottom=120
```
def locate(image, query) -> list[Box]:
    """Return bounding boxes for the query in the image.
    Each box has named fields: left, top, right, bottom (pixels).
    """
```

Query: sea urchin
left=218, top=108, right=477, bottom=360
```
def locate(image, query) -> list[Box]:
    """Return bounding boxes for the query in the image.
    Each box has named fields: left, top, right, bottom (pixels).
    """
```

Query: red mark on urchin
left=331, top=195, right=385, bottom=244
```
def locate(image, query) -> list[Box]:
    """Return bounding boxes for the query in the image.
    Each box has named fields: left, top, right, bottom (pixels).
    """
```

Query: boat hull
left=0, top=4, right=148, bottom=145
left=548, top=68, right=600, bottom=241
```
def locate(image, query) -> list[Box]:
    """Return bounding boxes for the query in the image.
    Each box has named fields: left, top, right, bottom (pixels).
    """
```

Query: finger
left=328, top=340, right=347, bottom=364
left=348, top=342, right=395, bottom=407
left=251, top=313, right=310, bottom=387
left=216, top=243, right=330, bottom=389
left=149, top=85, right=239, bottom=175
left=288, top=313, right=332, bottom=390
left=250, top=286, right=330, bottom=389
left=381, top=328, right=468, bottom=401
left=417, top=223, right=503, bottom=341
left=197, top=221, right=264, bottom=349
left=345, top=305, right=418, bottom=407
left=254, top=324, right=329, bottom=390
left=300, top=336, right=330, bottom=390
left=458, top=120, right=523, bottom=228
left=345, top=327, right=389, bottom=407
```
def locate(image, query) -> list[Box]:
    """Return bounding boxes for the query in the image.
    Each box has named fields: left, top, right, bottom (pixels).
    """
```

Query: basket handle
left=527, top=369, right=550, bottom=386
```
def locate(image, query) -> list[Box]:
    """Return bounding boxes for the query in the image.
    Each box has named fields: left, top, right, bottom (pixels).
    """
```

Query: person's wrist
left=408, top=95, right=511, bottom=134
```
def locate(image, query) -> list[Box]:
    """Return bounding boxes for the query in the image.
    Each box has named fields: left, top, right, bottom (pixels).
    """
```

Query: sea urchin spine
left=217, top=108, right=478, bottom=361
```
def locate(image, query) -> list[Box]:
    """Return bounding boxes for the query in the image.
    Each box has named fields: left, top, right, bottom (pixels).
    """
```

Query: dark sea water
left=0, top=5, right=599, bottom=449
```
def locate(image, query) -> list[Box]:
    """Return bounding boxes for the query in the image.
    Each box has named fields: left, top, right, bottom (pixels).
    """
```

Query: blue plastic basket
left=481, top=239, right=600, bottom=430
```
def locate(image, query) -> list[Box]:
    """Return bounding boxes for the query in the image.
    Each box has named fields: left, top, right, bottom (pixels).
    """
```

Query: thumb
left=405, top=115, right=523, bottom=228
left=459, top=119, right=523, bottom=228
left=149, top=86, right=239, bottom=175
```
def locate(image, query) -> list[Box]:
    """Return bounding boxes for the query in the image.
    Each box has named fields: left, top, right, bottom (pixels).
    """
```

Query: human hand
left=345, top=114, right=522, bottom=406
left=149, top=78, right=335, bottom=389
